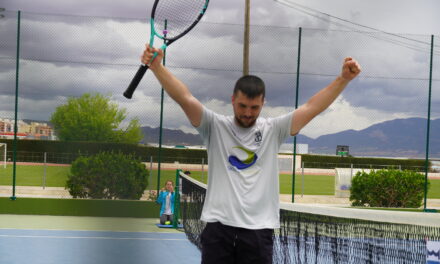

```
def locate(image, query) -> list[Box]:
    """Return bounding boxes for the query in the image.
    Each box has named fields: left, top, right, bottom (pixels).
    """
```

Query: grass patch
left=429, top=179, right=440, bottom=198
left=0, top=165, right=70, bottom=187
left=1, top=164, right=439, bottom=198
left=186, top=171, right=335, bottom=195
left=280, top=173, right=335, bottom=195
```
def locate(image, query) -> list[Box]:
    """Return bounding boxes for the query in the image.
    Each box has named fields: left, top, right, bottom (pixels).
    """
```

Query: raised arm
left=142, top=45, right=203, bottom=127
left=291, top=57, right=361, bottom=136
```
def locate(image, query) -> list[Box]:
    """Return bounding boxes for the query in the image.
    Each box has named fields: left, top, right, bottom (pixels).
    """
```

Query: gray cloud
left=0, top=0, right=439, bottom=138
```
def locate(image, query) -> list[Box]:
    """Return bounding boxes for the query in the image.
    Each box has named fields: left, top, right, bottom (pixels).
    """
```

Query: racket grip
left=123, top=64, right=149, bottom=99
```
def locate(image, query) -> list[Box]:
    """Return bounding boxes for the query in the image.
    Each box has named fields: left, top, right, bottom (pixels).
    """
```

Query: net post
left=173, top=169, right=181, bottom=229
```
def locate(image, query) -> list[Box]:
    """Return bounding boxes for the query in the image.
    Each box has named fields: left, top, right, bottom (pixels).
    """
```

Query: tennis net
left=179, top=171, right=440, bottom=263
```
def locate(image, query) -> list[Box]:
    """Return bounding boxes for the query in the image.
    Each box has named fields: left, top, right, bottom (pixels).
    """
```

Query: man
left=142, top=44, right=361, bottom=263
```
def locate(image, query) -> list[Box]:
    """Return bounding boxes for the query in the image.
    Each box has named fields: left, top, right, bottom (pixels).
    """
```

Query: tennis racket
left=123, top=0, right=210, bottom=99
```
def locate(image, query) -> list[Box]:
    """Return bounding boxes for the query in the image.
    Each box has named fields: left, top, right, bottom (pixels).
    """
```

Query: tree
left=51, top=93, right=142, bottom=144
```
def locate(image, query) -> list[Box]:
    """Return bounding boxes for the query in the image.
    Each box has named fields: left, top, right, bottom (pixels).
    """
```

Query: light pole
left=243, top=0, right=250, bottom=75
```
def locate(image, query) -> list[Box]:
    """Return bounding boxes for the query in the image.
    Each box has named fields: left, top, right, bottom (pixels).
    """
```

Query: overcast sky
left=0, top=0, right=439, bottom=139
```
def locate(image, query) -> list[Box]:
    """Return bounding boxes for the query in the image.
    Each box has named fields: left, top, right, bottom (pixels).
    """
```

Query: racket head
left=151, top=0, right=209, bottom=41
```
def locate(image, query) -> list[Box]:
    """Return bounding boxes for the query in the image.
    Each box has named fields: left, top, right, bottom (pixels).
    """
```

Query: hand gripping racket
left=123, top=0, right=210, bottom=99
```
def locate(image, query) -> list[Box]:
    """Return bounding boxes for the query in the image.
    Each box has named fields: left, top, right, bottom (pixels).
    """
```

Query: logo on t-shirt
left=228, top=146, right=258, bottom=170
left=254, top=131, right=262, bottom=146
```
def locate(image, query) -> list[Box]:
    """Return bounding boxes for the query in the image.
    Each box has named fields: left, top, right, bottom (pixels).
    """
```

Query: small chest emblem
left=254, top=131, right=262, bottom=143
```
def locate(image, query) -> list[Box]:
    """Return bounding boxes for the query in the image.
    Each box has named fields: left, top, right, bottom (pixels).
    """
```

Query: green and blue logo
left=228, top=146, right=258, bottom=170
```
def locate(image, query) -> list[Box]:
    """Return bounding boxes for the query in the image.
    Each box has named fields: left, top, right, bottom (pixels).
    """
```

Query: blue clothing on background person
left=156, top=190, right=175, bottom=216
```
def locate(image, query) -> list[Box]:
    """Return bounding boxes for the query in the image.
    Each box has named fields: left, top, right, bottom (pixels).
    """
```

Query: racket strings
left=154, top=0, right=207, bottom=39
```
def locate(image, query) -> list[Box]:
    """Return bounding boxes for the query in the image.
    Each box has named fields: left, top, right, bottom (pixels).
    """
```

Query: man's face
left=232, top=91, right=264, bottom=128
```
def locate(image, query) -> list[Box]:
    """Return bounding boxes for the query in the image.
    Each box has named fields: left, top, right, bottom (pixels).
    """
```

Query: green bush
left=350, top=169, right=428, bottom=208
left=66, top=151, right=148, bottom=200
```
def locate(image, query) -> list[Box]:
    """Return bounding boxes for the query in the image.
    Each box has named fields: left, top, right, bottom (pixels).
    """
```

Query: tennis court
left=0, top=215, right=200, bottom=264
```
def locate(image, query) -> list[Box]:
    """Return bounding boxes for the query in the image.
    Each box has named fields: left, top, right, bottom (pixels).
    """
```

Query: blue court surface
left=0, top=228, right=201, bottom=264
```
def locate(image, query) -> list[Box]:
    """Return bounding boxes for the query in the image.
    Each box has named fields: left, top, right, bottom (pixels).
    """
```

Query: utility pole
left=243, top=0, right=250, bottom=75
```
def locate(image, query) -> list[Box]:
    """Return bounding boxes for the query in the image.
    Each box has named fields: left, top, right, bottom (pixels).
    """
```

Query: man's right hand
left=141, top=44, right=164, bottom=71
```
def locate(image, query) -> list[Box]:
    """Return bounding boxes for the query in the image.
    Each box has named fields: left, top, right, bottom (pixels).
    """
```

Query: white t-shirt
left=164, top=192, right=172, bottom=215
left=196, top=106, right=294, bottom=229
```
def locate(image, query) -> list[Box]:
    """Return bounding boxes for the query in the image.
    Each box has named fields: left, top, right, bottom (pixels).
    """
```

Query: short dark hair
left=233, top=75, right=265, bottom=99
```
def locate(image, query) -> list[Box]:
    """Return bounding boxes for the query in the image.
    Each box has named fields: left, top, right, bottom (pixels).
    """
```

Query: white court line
left=0, top=234, right=187, bottom=241
left=0, top=227, right=182, bottom=235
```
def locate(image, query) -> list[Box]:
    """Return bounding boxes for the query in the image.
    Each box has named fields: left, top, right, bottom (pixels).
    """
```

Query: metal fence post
left=43, top=152, right=47, bottom=189
left=301, top=162, right=304, bottom=197
left=201, top=157, right=205, bottom=182
left=292, top=27, right=302, bottom=203
left=423, top=35, right=435, bottom=212
left=11, top=10, right=21, bottom=201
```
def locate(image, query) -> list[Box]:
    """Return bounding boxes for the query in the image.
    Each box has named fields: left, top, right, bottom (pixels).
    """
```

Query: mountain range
left=141, top=118, right=440, bottom=158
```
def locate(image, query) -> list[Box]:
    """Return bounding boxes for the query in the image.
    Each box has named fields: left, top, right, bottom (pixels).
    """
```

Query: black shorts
left=201, top=222, right=274, bottom=264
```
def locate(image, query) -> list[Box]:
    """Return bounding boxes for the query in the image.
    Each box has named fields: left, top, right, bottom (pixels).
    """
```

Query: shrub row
left=0, top=139, right=207, bottom=164
left=301, top=154, right=428, bottom=171
left=0, top=139, right=430, bottom=170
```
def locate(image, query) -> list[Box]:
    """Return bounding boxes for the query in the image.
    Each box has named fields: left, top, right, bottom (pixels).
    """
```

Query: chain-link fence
left=0, top=11, right=438, bottom=201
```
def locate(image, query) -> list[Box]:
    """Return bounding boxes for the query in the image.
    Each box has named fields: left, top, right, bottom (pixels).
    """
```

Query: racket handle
left=123, top=64, right=149, bottom=99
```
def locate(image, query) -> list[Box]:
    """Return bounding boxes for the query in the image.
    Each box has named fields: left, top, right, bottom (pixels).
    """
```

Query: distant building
left=0, top=132, right=27, bottom=139
left=0, top=118, right=56, bottom=140
left=0, top=119, right=14, bottom=133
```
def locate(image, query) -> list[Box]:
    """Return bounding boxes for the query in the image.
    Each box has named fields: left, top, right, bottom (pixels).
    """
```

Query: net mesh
left=180, top=173, right=206, bottom=250
left=179, top=171, right=440, bottom=264
left=154, top=0, right=207, bottom=39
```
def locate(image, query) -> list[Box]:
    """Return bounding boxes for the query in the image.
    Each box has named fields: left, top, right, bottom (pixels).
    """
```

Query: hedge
left=0, top=139, right=207, bottom=164
left=0, top=139, right=430, bottom=170
left=301, top=154, right=428, bottom=171
left=350, top=169, right=427, bottom=208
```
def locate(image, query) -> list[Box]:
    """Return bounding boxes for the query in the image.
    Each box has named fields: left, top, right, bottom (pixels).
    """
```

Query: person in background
left=156, top=180, right=175, bottom=225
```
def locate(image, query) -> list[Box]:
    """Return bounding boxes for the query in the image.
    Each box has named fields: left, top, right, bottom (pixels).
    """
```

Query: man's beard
left=235, top=115, right=256, bottom=128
